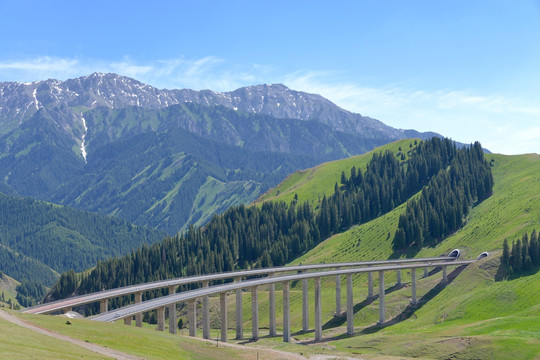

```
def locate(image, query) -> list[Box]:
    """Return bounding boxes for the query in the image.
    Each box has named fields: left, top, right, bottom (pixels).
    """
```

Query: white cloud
left=282, top=72, right=540, bottom=155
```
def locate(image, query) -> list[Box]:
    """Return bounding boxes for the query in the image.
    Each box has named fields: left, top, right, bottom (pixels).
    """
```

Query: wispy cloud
left=0, top=56, right=260, bottom=92
left=283, top=72, right=540, bottom=155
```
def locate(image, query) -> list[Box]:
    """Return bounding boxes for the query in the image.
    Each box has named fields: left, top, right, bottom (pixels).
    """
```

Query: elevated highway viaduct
left=24, top=250, right=481, bottom=342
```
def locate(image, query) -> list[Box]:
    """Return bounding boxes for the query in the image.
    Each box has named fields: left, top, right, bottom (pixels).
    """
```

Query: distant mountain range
left=0, top=73, right=442, bottom=234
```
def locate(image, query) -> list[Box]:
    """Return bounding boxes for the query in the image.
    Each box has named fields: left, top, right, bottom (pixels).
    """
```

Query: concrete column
left=411, top=269, right=417, bottom=305
left=368, top=271, right=374, bottom=298
left=220, top=292, right=228, bottom=342
left=283, top=281, right=291, bottom=343
left=157, top=307, right=165, bottom=331
left=424, top=266, right=429, bottom=278
left=188, top=299, right=196, bottom=337
left=251, top=286, right=259, bottom=340
left=269, top=283, right=276, bottom=336
left=235, top=277, right=243, bottom=339
left=169, top=303, right=177, bottom=334
left=396, top=269, right=402, bottom=286
left=202, top=281, right=210, bottom=339
left=442, top=266, right=447, bottom=283
left=123, top=317, right=132, bottom=326
left=135, top=292, right=143, bottom=327
left=378, top=271, right=385, bottom=324
left=302, top=278, right=309, bottom=331
left=100, top=299, right=108, bottom=314
left=63, top=307, right=72, bottom=314
left=346, top=274, right=354, bottom=335
left=168, top=285, right=177, bottom=335
left=335, top=273, right=341, bottom=314
left=314, top=277, right=322, bottom=342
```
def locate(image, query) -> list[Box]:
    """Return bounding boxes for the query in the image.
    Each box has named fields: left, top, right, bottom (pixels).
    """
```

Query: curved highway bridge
left=23, top=251, right=480, bottom=342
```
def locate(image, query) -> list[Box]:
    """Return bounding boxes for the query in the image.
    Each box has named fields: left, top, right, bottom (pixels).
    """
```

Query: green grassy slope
left=263, top=149, right=540, bottom=359
left=5, top=145, right=539, bottom=360
left=255, top=138, right=417, bottom=207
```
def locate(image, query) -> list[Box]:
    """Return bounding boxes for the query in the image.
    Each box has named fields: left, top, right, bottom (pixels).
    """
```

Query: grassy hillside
left=0, top=273, right=20, bottom=308
left=255, top=138, right=417, bottom=207
left=258, top=149, right=540, bottom=358
left=5, top=145, right=539, bottom=359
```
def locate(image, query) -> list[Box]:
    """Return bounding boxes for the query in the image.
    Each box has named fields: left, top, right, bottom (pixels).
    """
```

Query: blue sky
left=0, top=0, right=539, bottom=154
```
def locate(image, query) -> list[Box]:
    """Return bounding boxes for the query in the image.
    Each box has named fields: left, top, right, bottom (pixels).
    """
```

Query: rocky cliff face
left=0, top=73, right=430, bottom=140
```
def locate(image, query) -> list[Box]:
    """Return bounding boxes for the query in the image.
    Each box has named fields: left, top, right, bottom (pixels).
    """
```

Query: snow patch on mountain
left=32, top=88, right=40, bottom=110
left=80, top=113, right=88, bottom=163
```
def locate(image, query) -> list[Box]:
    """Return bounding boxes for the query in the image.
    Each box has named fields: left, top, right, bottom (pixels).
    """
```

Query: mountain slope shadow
left=359, top=265, right=467, bottom=335
left=299, top=265, right=467, bottom=344
left=321, top=282, right=407, bottom=330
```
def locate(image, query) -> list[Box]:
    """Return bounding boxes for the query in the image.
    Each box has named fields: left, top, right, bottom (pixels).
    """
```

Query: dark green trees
left=501, top=230, right=540, bottom=275
left=392, top=141, right=494, bottom=250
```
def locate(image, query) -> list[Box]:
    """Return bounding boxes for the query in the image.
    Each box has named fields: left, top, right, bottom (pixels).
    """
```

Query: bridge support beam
left=302, top=278, right=309, bottom=331
left=424, top=266, right=429, bottom=278
left=220, top=292, right=228, bottom=342
left=100, top=299, right=108, bottom=314
left=123, top=317, right=132, bottom=326
left=335, top=273, right=341, bottom=314
left=396, top=269, right=402, bottom=286
left=188, top=299, right=196, bottom=337
left=442, top=266, right=447, bottom=283
left=157, top=306, right=165, bottom=331
left=411, top=269, right=417, bottom=305
left=135, top=292, right=143, bottom=327
left=202, top=281, right=210, bottom=339
left=368, top=271, right=374, bottom=298
left=169, top=303, right=177, bottom=334
left=235, top=277, right=243, bottom=340
left=269, top=283, right=276, bottom=336
left=378, top=271, right=385, bottom=324
left=169, top=284, right=177, bottom=335
left=346, top=274, right=354, bottom=335
left=314, top=277, right=322, bottom=341
left=251, top=286, right=259, bottom=340
left=283, top=281, right=291, bottom=343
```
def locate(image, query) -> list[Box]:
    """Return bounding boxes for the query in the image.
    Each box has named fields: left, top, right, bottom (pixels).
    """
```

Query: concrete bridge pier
left=168, top=286, right=177, bottom=334
left=335, top=272, right=341, bottom=314
left=302, top=277, right=309, bottom=331
left=123, top=317, right=132, bottom=326
left=157, top=306, right=165, bottom=331
left=235, top=277, right=243, bottom=339
left=424, top=266, right=429, bottom=278
left=283, top=281, right=291, bottom=342
left=251, top=286, right=259, bottom=340
left=314, top=277, right=322, bottom=341
left=396, top=269, right=402, bottom=286
left=220, top=292, right=228, bottom=342
left=442, top=266, right=447, bottom=283
left=188, top=299, right=196, bottom=337
left=378, top=271, right=385, bottom=324
left=346, top=274, right=354, bottom=335
left=268, top=283, right=276, bottom=336
left=135, top=291, right=143, bottom=327
left=368, top=270, right=374, bottom=298
left=100, top=299, right=108, bottom=314
left=411, top=269, right=417, bottom=305
left=202, top=281, right=210, bottom=339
